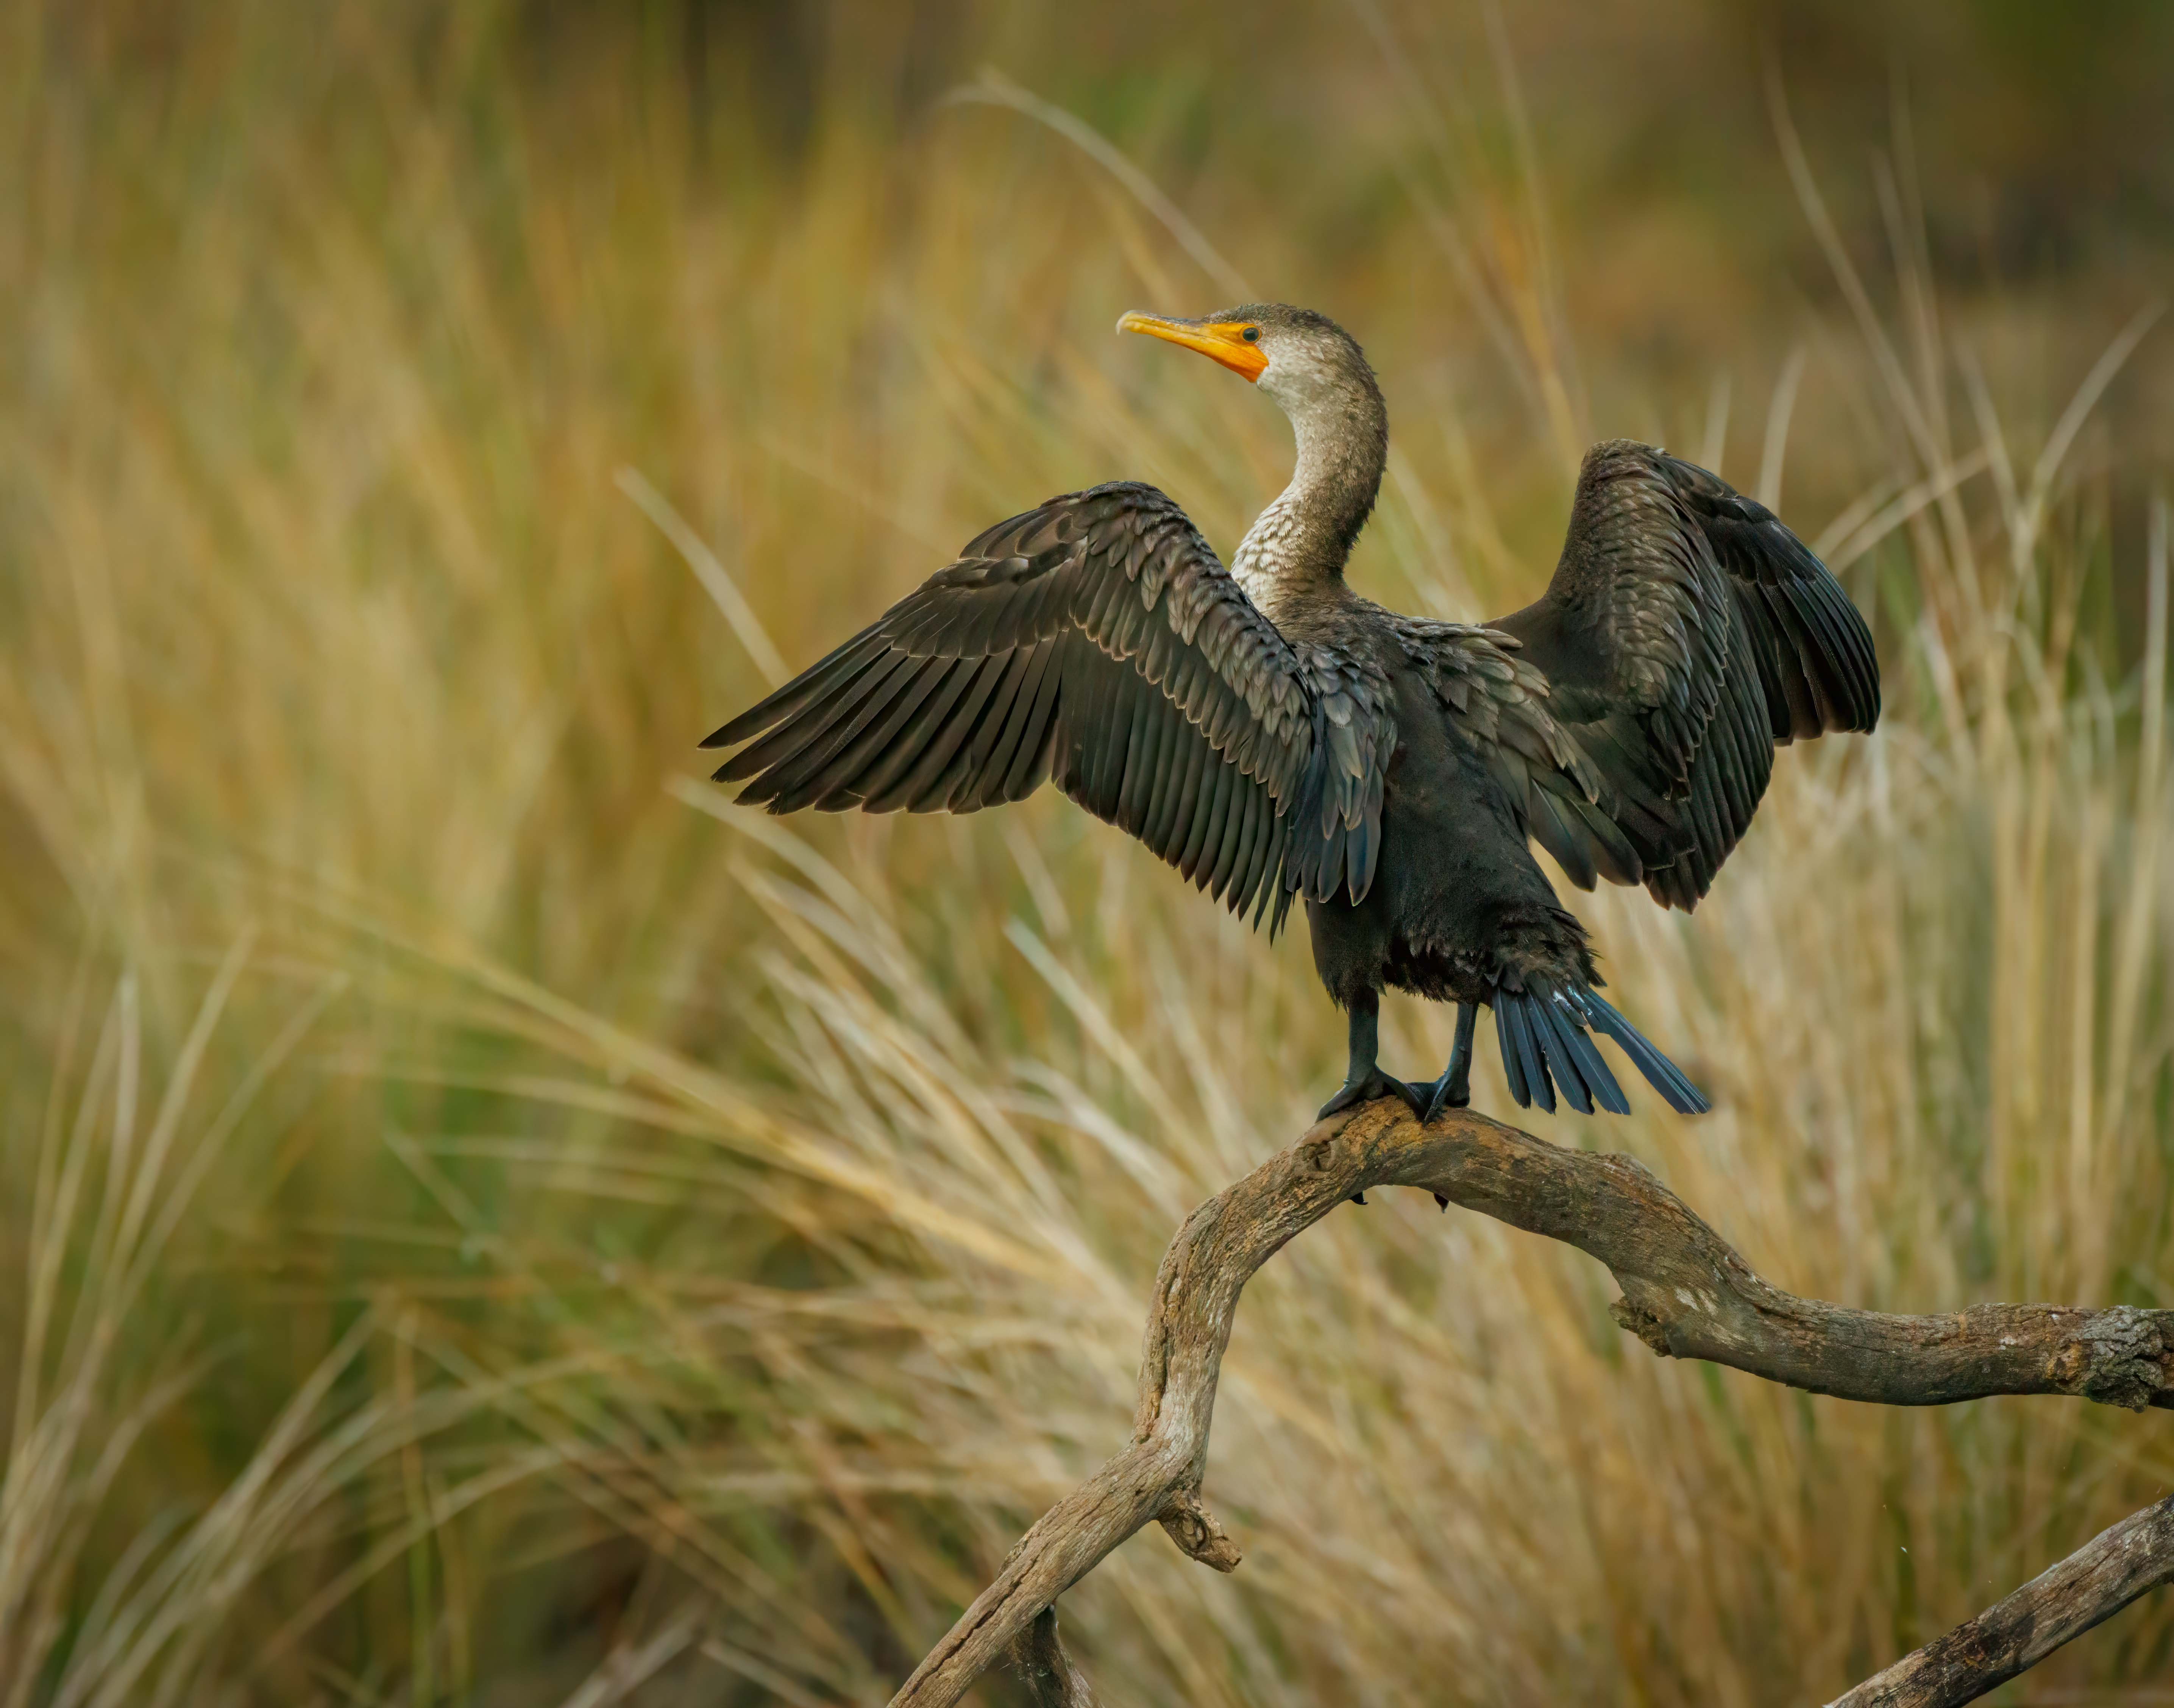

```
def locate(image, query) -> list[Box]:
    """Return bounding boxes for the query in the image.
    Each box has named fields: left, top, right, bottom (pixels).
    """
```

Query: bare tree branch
left=889, top=1101, right=2174, bottom=1708
left=1829, top=1495, right=2174, bottom=1707
left=1007, top=1607, right=1102, bottom=1708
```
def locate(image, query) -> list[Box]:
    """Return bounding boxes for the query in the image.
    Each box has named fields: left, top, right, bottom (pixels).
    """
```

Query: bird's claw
left=1418, top=1071, right=1471, bottom=1125
left=1317, top=1072, right=1425, bottom=1121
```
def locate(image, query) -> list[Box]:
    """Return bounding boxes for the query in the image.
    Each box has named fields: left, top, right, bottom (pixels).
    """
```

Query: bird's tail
left=1493, top=984, right=1709, bottom=1117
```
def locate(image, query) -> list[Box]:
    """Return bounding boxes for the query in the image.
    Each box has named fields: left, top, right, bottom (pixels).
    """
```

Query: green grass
left=3, top=2, right=2174, bottom=1702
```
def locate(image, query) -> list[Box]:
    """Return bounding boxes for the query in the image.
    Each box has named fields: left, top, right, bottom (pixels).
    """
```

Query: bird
left=703, top=304, right=1879, bottom=1125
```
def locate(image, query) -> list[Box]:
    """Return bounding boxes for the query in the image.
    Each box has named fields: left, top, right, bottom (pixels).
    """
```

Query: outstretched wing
left=704, top=481, right=1396, bottom=929
left=1490, top=440, right=1880, bottom=909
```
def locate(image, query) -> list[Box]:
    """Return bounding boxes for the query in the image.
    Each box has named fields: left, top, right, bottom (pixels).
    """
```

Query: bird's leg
left=1420, top=1003, right=1479, bottom=1124
left=1317, top=991, right=1424, bottom=1125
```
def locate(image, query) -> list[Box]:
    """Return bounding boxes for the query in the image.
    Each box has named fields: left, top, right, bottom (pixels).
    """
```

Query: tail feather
left=1567, top=987, right=1710, bottom=1114
left=1504, top=1000, right=1539, bottom=1104
left=1529, top=997, right=1592, bottom=1114
left=1495, top=997, right=1552, bottom=1114
left=1492, top=984, right=1703, bottom=1117
left=1540, top=994, right=1626, bottom=1115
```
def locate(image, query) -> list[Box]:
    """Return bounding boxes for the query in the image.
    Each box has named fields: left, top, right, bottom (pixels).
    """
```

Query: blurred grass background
left=3, top=0, right=2174, bottom=1702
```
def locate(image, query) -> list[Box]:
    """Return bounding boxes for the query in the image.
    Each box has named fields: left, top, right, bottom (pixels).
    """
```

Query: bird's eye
left=1241, top=326, right=1260, bottom=342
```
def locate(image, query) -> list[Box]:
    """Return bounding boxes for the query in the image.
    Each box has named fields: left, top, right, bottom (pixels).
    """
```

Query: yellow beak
left=1117, top=310, right=1268, bottom=383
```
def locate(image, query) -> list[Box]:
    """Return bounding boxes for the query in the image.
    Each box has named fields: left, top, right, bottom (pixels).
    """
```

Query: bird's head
left=1116, top=302, right=1380, bottom=426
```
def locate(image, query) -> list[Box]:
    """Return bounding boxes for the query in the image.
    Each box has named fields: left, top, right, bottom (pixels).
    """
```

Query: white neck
left=1231, top=482, right=1309, bottom=616
left=1230, top=395, right=1383, bottom=618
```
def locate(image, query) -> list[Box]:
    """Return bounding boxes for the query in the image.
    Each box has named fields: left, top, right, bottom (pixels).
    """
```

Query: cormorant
left=704, top=305, right=1879, bottom=1123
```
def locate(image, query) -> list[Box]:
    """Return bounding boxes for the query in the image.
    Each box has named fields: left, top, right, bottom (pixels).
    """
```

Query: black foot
left=1317, top=1071, right=1425, bottom=1121
left=1417, top=1002, right=1479, bottom=1125
left=1418, top=1071, right=1471, bottom=1125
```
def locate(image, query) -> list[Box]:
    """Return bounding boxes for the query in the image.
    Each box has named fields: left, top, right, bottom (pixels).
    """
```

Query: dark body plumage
left=706, top=304, right=1879, bottom=1121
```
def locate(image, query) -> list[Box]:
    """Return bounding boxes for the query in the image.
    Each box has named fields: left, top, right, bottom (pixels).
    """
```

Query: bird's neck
left=1231, top=387, right=1387, bottom=618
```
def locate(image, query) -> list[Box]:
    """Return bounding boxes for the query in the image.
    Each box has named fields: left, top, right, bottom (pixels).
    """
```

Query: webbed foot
left=1418, top=1070, right=1471, bottom=1125
left=1320, top=993, right=1426, bottom=1205
left=1417, top=1001, right=1478, bottom=1125
left=1317, top=1071, right=1425, bottom=1122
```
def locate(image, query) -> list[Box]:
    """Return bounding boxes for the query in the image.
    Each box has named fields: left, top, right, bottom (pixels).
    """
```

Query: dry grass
left=3, top=2, right=2173, bottom=1702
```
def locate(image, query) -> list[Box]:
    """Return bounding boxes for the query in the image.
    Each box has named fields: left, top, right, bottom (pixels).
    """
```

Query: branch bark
left=893, top=1101, right=2174, bottom=1708
left=1007, top=1607, right=1101, bottom=1708
left=1829, top=1495, right=2174, bottom=1706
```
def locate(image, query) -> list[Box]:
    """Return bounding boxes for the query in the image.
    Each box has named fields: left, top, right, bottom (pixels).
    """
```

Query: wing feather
left=704, top=632, right=878, bottom=752
left=1195, top=750, right=1243, bottom=898
left=814, top=657, right=961, bottom=808
left=716, top=647, right=905, bottom=788
left=1158, top=709, right=1214, bottom=869
left=754, top=654, right=928, bottom=810
left=1490, top=440, right=1880, bottom=909
left=931, top=644, right=1035, bottom=810
left=1133, top=681, right=1184, bottom=839
left=854, top=658, right=982, bottom=808
left=875, top=655, right=1005, bottom=812
left=706, top=482, right=1394, bottom=929
left=1000, top=639, right=1069, bottom=800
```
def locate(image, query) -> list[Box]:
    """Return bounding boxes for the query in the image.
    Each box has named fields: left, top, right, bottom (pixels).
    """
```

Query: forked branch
left=890, top=1101, right=2174, bottom=1708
